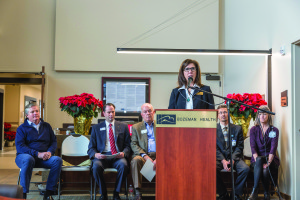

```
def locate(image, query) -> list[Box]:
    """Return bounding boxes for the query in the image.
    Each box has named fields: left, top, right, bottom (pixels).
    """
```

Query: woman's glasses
left=184, top=67, right=196, bottom=72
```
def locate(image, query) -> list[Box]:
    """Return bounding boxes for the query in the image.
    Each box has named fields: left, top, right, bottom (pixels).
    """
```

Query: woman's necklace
left=186, top=90, right=192, bottom=102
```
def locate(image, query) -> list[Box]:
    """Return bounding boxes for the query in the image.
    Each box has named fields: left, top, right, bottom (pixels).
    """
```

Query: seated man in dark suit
left=131, top=103, right=156, bottom=200
left=216, top=105, right=250, bottom=200
left=88, top=103, right=131, bottom=200
left=15, top=102, right=62, bottom=200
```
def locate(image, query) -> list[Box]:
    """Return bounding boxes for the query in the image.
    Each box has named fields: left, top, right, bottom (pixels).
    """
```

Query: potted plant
left=4, top=122, right=16, bottom=147
left=59, top=93, right=103, bottom=135
left=226, top=93, right=267, bottom=138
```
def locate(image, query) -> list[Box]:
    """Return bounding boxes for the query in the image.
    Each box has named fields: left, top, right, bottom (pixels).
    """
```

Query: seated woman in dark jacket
left=168, top=59, right=214, bottom=109
left=248, top=105, right=280, bottom=200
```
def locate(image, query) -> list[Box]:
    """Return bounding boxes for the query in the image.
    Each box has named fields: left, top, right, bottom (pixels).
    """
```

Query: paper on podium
left=105, top=153, right=120, bottom=159
left=140, top=159, right=156, bottom=182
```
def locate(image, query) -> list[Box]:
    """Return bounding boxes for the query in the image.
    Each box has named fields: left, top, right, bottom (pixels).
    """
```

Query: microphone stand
left=188, top=86, right=275, bottom=200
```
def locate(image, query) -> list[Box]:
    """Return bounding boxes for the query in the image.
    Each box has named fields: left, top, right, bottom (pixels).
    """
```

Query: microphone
left=187, top=77, right=193, bottom=88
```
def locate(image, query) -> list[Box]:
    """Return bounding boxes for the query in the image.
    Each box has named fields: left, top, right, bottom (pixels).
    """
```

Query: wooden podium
left=155, top=109, right=217, bottom=200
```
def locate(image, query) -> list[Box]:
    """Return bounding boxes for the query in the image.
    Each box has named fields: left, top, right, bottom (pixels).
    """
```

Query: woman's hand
left=263, top=163, right=269, bottom=169
left=253, top=153, right=258, bottom=162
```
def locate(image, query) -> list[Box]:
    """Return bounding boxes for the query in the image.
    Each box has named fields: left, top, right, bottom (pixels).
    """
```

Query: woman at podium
left=168, top=59, right=215, bottom=109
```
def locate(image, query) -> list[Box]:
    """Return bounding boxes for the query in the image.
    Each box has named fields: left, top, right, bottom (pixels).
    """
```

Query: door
left=291, top=42, right=300, bottom=200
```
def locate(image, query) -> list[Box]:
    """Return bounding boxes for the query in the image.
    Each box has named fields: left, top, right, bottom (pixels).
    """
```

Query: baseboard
left=279, top=192, right=291, bottom=200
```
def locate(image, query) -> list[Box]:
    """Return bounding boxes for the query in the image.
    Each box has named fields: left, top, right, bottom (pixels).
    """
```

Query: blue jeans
left=15, top=154, right=62, bottom=193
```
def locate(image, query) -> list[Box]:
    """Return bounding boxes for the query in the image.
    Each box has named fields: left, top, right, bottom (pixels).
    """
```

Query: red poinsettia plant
left=59, top=93, right=103, bottom=118
left=4, top=122, right=11, bottom=131
left=226, top=93, right=267, bottom=120
left=4, top=131, right=16, bottom=141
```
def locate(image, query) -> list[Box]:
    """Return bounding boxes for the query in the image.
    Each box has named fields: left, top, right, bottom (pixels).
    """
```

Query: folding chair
left=17, top=168, right=51, bottom=193
left=58, top=135, right=93, bottom=200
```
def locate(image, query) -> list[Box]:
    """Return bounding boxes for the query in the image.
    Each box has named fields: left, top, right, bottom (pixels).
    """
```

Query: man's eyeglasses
left=184, top=67, right=196, bottom=72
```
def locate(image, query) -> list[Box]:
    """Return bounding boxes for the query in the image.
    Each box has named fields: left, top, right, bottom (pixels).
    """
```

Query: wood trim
left=41, top=66, right=45, bottom=119
left=0, top=78, right=43, bottom=84
left=267, top=54, right=272, bottom=110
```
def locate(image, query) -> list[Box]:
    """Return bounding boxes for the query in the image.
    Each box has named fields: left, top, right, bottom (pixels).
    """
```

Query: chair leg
left=17, top=170, right=21, bottom=185
left=125, top=176, right=128, bottom=200
left=58, top=173, right=61, bottom=200
left=94, top=179, right=97, bottom=200
left=90, top=175, right=93, bottom=200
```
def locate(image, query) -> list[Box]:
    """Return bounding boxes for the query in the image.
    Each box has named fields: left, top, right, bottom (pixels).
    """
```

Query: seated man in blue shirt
left=131, top=103, right=156, bottom=200
left=15, top=102, right=62, bottom=200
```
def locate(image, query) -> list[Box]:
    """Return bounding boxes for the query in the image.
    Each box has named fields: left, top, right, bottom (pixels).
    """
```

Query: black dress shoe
left=113, top=193, right=121, bottom=200
left=264, top=192, right=270, bottom=200
left=99, top=194, right=108, bottom=200
left=247, top=188, right=258, bottom=200
left=234, top=194, right=243, bottom=200
left=218, top=192, right=230, bottom=200
left=43, top=195, right=54, bottom=200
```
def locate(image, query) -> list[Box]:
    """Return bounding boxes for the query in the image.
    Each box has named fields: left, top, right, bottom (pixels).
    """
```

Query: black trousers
left=92, top=153, right=129, bottom=195
left=217, top=159, right=250, bottom=196
left=251, top=156, right=278, bottom=193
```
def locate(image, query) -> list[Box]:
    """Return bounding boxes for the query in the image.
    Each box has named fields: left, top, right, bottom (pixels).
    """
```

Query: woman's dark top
left=249, top=125, right=280, bottom=166
left=168, top=85, right=214, bottom=109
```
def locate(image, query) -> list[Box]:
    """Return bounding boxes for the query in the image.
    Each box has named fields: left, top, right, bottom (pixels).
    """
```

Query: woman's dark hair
left=177, top=59, right=203, bottom=88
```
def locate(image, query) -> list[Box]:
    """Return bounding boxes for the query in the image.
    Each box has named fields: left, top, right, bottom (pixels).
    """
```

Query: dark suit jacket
left=216, top=123, right=244, bottom=161
left=87, top=120, right=131, bottom=159
left=131, top=121, right=156, bottom=158
left=168, top=85, right=215, bottom=109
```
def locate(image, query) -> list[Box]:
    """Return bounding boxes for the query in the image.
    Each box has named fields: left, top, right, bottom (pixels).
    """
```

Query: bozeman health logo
left=157, top=114, right=176, bottom=124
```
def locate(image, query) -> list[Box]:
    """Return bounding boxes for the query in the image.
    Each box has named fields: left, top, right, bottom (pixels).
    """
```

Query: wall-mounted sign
left=281, top=90, right=288, bottom=107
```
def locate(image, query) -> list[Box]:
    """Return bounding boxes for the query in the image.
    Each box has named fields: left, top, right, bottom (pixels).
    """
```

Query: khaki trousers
left=131, top=152, right=156, bottom=189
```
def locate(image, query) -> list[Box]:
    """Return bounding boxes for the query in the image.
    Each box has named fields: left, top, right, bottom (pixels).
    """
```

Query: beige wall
left=55, top=0, right=219, bottom=73
left=0, top=0, right=221, bottom=127
left=4, top=85, right=20, bottom=123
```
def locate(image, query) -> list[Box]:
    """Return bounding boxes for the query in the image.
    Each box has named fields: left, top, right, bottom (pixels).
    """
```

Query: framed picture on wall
left=101, top=77, right=150, bottom=118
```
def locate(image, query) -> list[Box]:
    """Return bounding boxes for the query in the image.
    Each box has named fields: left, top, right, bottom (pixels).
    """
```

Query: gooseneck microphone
left=187, top=77, right=193, bottom=87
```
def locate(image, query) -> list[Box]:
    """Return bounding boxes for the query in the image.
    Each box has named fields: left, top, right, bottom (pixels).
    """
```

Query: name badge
left=232, top=140, right=236, bottom=147
left=269, top=131, right=276, bottom=138
left=100, top=127, right=105, bottom=131
left=196, top=92, right=203, bottom=95
left=141, top=129, right=147, bottom=134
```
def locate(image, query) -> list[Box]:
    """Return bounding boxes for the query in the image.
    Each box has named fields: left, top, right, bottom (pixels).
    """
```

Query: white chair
left=58, top=135, right=92, bottom=200
left=243, top=136, right=252, bottom=158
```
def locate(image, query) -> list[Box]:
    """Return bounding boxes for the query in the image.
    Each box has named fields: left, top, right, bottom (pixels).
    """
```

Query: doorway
left=0, top=69, right=45, bottom=151
left=291, top=41, right=300, bottom=200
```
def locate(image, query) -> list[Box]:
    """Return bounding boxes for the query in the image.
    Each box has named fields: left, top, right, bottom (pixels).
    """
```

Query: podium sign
left=156, top=110, right=217, bottom=128
left=156, top=109, right=217, bottom=200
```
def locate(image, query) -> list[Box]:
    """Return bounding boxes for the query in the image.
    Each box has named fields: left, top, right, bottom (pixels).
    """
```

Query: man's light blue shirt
left=141, top=121, right=156, bottom=158
left=27, top=119, right=41, bottom=132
